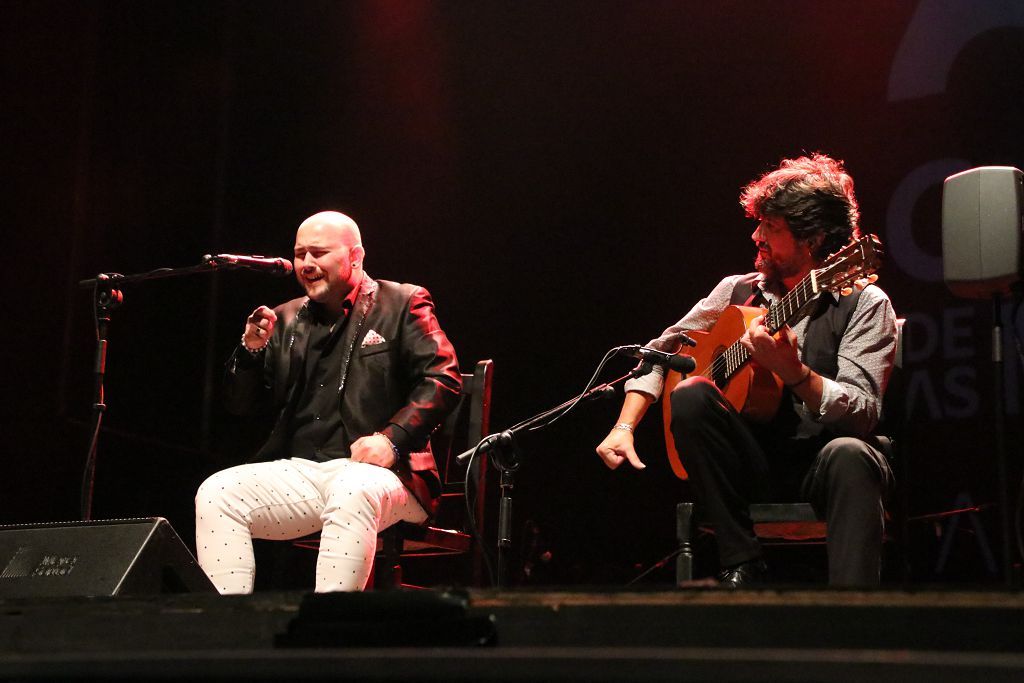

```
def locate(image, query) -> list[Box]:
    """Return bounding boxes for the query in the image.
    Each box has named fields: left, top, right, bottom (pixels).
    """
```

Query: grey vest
left=729, top=272, right=862, bottom=439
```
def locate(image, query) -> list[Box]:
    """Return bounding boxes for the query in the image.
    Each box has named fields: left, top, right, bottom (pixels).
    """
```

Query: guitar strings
left=702, top=272, right=815, bottom=382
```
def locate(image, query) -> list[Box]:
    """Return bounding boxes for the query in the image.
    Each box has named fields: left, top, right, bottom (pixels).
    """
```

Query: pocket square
left=361, top=329, right=387, bottom=347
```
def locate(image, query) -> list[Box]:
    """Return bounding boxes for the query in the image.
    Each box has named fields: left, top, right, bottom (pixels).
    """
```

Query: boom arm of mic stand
left=78, top=258, right=226, bottom=290
left=454, top=380, right=619, bottom=466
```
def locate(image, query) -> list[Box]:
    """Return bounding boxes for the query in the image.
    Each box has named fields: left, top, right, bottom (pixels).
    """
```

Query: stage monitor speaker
left=0, top=517, right=215, bottom=598
left=942, top=166, right=1023, bottom=299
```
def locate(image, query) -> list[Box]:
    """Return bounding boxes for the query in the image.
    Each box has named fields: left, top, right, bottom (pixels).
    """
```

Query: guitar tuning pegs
left=840, top=286, right=854, bottom=296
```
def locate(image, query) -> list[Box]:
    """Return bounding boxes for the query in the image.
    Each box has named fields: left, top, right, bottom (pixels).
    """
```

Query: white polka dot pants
left=195, top=458, right=427, bottom=594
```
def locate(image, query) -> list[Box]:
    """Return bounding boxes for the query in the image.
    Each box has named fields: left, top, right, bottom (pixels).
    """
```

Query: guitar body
left=661, top=305, right=784, bottom=481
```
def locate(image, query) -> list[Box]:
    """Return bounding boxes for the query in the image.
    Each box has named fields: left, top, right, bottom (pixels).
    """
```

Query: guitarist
left=596, top=154, right=897, bottom=587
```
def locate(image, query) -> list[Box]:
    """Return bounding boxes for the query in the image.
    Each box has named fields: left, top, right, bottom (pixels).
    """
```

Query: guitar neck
left=766, top=273, right=820, bottom=333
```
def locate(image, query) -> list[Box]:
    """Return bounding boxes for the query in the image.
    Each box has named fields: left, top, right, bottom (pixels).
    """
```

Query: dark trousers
left=669, top=376, right=893, bottom=586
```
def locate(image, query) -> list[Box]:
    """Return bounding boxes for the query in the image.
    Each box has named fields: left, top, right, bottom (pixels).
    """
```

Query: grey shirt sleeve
left=803, top=284, right=897, bottom=437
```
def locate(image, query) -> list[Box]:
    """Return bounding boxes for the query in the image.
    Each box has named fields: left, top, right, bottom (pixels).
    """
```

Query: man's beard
left=754, top=251, right=803, bottom=284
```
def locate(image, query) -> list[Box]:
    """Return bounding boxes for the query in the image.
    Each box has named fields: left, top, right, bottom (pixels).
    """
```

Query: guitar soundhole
left=709, top=347, right=728, bottom=389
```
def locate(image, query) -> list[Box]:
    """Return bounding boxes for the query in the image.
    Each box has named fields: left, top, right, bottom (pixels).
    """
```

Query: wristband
left=613, top=422, right=634, bottom=433
left=374, top=431, right=402, bottom=467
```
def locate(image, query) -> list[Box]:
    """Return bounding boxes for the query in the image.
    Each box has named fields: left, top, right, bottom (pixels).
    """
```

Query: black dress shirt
left=289, top=298, right=354, bottom=460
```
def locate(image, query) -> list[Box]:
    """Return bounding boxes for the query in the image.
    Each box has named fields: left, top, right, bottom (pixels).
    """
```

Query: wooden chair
left=287, top=359, right=494, bottom=590
left=672, top=320, right=905, bottom=584
left=373, top=358, right=494, bottom=588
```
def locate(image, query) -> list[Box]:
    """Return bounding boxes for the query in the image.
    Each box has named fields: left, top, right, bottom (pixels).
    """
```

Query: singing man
left=196, top=210, right=461, bottom=593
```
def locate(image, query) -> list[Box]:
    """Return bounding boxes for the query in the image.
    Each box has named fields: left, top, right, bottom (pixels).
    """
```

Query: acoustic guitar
left=660, top=234, right=884, bottom=480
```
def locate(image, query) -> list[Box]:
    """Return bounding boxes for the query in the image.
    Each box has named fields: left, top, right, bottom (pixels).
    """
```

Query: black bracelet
left=786, top=366, right=813, bottom=389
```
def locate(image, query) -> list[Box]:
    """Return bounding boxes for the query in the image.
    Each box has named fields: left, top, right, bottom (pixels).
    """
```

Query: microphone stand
left=76, top=256, right=269, bottom=521
left=457, top=361, right=661, bottom=588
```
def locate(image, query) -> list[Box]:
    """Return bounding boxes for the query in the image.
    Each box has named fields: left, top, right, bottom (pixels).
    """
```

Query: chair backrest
left=874, top=317, right=906, bottom=454
left=894, top=317, right=905, bottom=370
left=429, top=359, right=494, bottom=529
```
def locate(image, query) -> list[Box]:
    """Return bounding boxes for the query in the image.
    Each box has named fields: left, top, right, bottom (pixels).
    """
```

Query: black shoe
left=717, top=558, right=768, bottom=588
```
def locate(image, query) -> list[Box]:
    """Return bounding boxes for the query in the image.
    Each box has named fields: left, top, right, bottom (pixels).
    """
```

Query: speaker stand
left=990, top=293, right=1014, bottom=586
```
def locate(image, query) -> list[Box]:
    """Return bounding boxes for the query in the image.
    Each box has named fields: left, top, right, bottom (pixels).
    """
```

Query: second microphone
left=618, top=345, right=697, bottom=374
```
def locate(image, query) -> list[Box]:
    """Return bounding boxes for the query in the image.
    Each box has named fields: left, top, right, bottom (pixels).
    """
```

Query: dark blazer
left=224, top=275, right=462, bottom=514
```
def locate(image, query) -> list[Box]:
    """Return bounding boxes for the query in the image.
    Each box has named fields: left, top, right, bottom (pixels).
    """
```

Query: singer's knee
left=196, top=470, right=249, bottom=526
left=323, top=477, right=385, bottom=533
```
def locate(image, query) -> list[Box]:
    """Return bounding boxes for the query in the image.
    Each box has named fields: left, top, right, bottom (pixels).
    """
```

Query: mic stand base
left=491, top=433, right=520, bottom=589
left=81, top=285, right=122, bottom=521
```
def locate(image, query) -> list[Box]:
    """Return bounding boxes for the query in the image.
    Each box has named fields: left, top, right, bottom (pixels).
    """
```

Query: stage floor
left=2, top=587, right=1024, bottom=681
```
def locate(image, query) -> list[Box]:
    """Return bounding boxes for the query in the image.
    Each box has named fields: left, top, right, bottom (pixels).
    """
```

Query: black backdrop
left=5, top=0, right=1023, bottom=585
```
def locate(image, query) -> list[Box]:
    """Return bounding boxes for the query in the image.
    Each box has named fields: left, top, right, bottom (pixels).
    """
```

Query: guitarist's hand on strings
left=741, top=315, right=823, bottom=410
left=739, top=315, right=806, bottom=386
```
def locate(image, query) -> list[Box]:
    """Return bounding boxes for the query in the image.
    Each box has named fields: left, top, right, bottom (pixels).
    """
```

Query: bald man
left=196, top=211, right=461, bottom=593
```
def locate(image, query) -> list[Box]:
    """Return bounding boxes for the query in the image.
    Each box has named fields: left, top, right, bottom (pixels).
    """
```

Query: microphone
left=619, top=345, right=697, bottom=374
left=204, top=254, right=293, bottom=276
